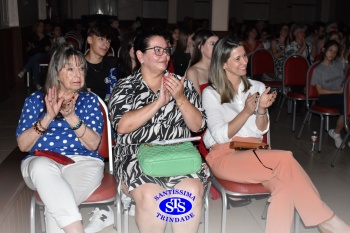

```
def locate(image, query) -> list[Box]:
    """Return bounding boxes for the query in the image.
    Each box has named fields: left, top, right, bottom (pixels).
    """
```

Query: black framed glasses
left=145, top=46, right=171, bottom=56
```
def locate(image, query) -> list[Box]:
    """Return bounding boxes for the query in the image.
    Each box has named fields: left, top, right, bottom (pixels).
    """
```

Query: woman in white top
left=202, top=36, right=350, bottom=233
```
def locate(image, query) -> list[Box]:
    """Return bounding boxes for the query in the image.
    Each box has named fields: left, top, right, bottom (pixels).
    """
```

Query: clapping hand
left=164, top=74, right=185, bottom=102
left=259, top=87, right=277, bottom=109
left=45, top=86, right=64, bottom=120
left=243, top=92, right=260, bottom=116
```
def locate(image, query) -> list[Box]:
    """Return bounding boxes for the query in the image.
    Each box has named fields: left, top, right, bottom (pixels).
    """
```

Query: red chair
left=203, top=132, right=300, bottom=233
left=331, top=75, right=350, bottom=166
left=30, top=96, right=121, bottom=233
left=297, top=62, right=340, bottom=152
left=275, top=55, right=310, bottom=131
left=65, top=36, right=81, bottom=50
left=250, top=48, right=282, bottom=89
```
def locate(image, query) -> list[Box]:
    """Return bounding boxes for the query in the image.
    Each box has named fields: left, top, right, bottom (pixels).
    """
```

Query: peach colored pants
left=206, top=137, right=333, bottom=233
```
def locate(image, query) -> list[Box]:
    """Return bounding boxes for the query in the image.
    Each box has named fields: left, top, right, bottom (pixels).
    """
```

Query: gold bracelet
left=176, top=99, right=186, bottom=108
left=77, top=124, right=87, bottom=138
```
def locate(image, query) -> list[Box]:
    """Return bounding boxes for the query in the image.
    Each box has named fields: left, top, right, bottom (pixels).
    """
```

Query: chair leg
left=297, top=111, right=310, bottom=139
left=122, top=193, right=131, bottom=233
left=115, top=189, right=122, bottom=232
left=275, top=96, right=286, bottom=122
left=26, top=72, right=30, bottom=88
left=39, top=205, right=45, bottom=232
left=221, top=193, right=228, bottom=233
left=294, top=210, right=300, bottom=233
left=203, top=182, right=211, bottom=233
left=30, top=195, right=36, bottom=233
left=318, top=115, right=324, bottom=152
left=261, top=201, right=270, bottom=220
left=325, top=116, right=330, bottom=131
left=331, top=132, right=350, bottom=167
left=292, top=100, right=297, bottom=132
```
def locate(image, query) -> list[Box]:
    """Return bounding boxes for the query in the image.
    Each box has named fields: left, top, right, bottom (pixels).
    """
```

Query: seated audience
left=17, top=43, right=104, bottom=233
left=202, top=36, right=350, bottom=233
left=18, top=20, right=52, bottom=90
left=311, top=40, right=348, bottom=148
left=108, top=30, right=207, bottom=233
left=171, top=29, right=194, bottom=76
left=271, top=24, right=289, bottom=80
left=85, top=23, right=118, bottom=102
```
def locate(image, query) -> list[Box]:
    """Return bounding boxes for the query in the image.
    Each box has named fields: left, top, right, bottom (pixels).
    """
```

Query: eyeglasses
left=145, top=46, right=171, bottom=56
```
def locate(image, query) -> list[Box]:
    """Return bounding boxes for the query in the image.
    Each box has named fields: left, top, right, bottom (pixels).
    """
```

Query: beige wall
left=12, top=0, right=347, bottom=28
left=118, top=0, right=143, bottom=20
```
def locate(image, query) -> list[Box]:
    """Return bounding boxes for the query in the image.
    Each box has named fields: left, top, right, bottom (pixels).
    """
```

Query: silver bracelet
left=255, top=109, right=267, bottom=117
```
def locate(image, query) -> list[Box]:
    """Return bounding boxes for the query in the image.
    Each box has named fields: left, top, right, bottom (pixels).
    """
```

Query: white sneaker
left=18, top=70, right=26, bottom=78
left=328, top=129, right=343, bottom=148
left=129, top=203, right=135, bottom=216
left=84, top=206, right=114, bottom=233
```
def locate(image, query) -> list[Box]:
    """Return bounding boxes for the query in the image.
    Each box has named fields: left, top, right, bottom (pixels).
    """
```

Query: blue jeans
left=24, top=53, right=50, bottom=85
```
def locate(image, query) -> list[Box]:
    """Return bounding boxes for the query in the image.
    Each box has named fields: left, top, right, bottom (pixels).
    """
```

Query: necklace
left=88, top=61, right=104, bottom=72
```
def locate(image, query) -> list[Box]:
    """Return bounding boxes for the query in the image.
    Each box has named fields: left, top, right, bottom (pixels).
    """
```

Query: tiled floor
left=2, top=83, right=350, bottom=233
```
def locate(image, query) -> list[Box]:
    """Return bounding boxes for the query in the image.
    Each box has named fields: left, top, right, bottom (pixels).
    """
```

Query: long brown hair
left=209, top=37, right=251, bottom=104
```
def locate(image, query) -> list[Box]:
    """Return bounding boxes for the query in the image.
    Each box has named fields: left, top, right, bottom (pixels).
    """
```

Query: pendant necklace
left=88, top=61, right=104, bottom=72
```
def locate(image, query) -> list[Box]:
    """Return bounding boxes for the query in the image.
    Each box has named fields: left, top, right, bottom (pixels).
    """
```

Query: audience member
left=109, top=16, right=121, bottom=55
left=117, top=31, right=137, bottom=79
left=260, top=28, right=271, bottom=50
left=108, top=30, right=207, bottom=233
left=18, top=20, right=52, bottom=90
left=131, top=16, right=142, bottom=31
left=50, top=25, right=66, bottom=54
left=163, top=31, right=175, bottom=73
left=202, top=36, right=350, bottom=233
left=171, top=29, right=194, bottom=76
left=305, top=22, right=325, bottom=50
left=167, top=25, right=180, bottom=53
left=85, top=23, right=118, bottom=102
left=326, top=22, right=339, bottom=33
left=242, top=25, right=263, bottom=58
left=311, top=40, right=348, bottom=148
left=186, top=29, right=218, bottom=95
left=285, top=23, right=313, bottom=64
left=270, top=24, right=289, bottom=80
left=17, top=43, right=104, bottom=233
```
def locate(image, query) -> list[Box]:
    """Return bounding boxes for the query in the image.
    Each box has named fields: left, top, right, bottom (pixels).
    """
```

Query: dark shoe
left=226, top=196, right=251, bottom=209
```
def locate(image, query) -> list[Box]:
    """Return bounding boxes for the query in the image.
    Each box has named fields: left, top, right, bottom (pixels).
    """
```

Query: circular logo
left=159, top=197, right=192, bottom=215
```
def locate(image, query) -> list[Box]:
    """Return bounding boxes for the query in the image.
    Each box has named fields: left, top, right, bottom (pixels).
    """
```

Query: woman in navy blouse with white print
left=17, top=43, right=104, bottom=233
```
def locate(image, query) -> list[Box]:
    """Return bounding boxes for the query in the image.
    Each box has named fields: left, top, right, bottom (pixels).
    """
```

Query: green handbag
left=138, top=142, right=202, bottom=177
